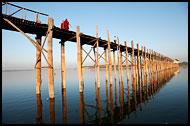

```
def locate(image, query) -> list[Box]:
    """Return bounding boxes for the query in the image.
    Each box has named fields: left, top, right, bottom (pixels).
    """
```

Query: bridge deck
left=2, top=14, right=147, bottom=56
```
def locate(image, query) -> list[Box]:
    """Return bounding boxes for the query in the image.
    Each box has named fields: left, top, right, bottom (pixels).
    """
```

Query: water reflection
left=62, top=88, right=67, bottom=124
left=35, top=68, right=179, bottom=124
left=79, top=92, right=85, bottom=124
left=36, top=94, right=43, bottom=124
left=88, top=68, right=179, bottom=123
left=49, top=98, right=55, bottom=124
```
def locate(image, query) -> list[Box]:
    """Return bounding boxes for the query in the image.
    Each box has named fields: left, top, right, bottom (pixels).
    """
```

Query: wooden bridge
left=2, top=2, right=179, bottom=99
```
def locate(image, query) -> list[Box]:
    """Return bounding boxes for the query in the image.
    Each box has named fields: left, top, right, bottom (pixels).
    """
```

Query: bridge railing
left=2, top=2, right=49, bottom=24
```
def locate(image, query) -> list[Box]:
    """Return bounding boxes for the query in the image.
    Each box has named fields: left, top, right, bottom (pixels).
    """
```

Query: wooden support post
left=61, top=41, right=66, bottom=89
left=81, top=44, right=84, bottom=87
left=137, top=43, right=141, bottom=80
left=117, top=42, right=121, bottom=83
left=141, top=46, right=145, bottom=78
left=107, top=30, right=112, bottom=85
left=149, top=49, right=152, bottom=75
left=96, top=26, right=100, bottom=88
left=152, top=50, right=154, bottom=73
left=135, top=55, right=138, bottom=84
left=113, top=51, right=117, bottom=81
left=125, top=41, right=129, bottom=81
left=147, top=49, right=149, bottom=75
left=144, top=46, right=147, bottom=76
left=94, top=47, right=97, bottom=84
left=76, top=26, right=83, bottom=93
left=131, top=40, right=135, bottom=78
left=47, top=18, right=54, bottom=99
left=36, top=34, right=42, bottom=95
left=104, top=47, right=108, bottom=83
left=120, top=50, right=124, bottom=83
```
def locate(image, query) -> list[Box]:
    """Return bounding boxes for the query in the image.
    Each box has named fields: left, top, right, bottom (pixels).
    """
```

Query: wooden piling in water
left=120, top=50, right=124, bottom=83
left=36, top=34, right=42, bottom=95
left=107, top=30, right=112, bottom=85
left=61, top=41, right=66, bottom=89
left=96, top=25, right=100, bottom=88
left=141, top=46, right=145, bottom=79
left=94, top=47, right=97, bottom=84
left=117, top=40, right=121, bottom=83
left=147, top=49, right=149, bottom=75
left=47, top=18, right=54, bottom=99
left=113, top=50, right=117, bottom=82
left=131, top=40, right=135, bottom=79
left=81, top=44, right=84, bottom=87
left=76, top=26, right=83, bottom=93
left=145, top=47, right=148, bottom=76
left=125, top=41, right=129, bottom=81
left=137, top=43, right=141, bottom=80
left=118, top=39, right=123, bottom=83
left=104, top=47, right=108, bottom=83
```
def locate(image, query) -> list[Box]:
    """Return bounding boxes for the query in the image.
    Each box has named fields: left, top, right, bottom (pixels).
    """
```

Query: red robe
left=64, top=19, right=69, bottom=30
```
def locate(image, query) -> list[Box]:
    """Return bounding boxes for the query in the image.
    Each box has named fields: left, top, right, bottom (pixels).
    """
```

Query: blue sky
left=2, top=2, right=188, bottom=70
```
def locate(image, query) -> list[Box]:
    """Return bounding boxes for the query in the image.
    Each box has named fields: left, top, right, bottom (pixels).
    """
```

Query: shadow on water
left=35, top=68, right=180, bottom=124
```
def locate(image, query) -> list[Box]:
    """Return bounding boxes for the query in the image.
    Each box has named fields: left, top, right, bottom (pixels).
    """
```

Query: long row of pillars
left=35, top=23, right=179, bottom=98
left=35, top=67, right=178, bottom=124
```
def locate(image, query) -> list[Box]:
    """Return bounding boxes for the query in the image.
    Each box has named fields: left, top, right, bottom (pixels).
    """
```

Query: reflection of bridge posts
left=97, top=88, right=102, bottom=123
left=127, top=79, right=131, bottom=119
left=143, top=70, right=147, bottom=106
left=131, top=70, right=137, bottom=112
left=105, top=80, right=109, bottom=114
left=62, top=88, right=67, bottom=124
left=79, top=92, right=85, bottom=124
left=49, top=98, right=55, bottom=124
left=138, top=76, right=143, bottom=111
left=114, top=78, right=117, bottom=106
left=118, top=81, right=123, bottom=120
left=36, top=94, right=43, bottom=124
left=110, top=82, right=114, bottom=123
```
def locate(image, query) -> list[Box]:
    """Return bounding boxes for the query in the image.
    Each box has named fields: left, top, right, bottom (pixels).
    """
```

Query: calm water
left=2, top=67, right=188, bottom=124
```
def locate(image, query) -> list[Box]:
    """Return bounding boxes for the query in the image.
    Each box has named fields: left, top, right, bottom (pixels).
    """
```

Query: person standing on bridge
left=64, top=18, right=72, bottom=30
left=61, top=20, right=65, bottom=29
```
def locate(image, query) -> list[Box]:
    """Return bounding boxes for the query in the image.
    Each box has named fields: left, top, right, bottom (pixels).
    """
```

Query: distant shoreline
left=2, top=63, right=188, bottom=72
